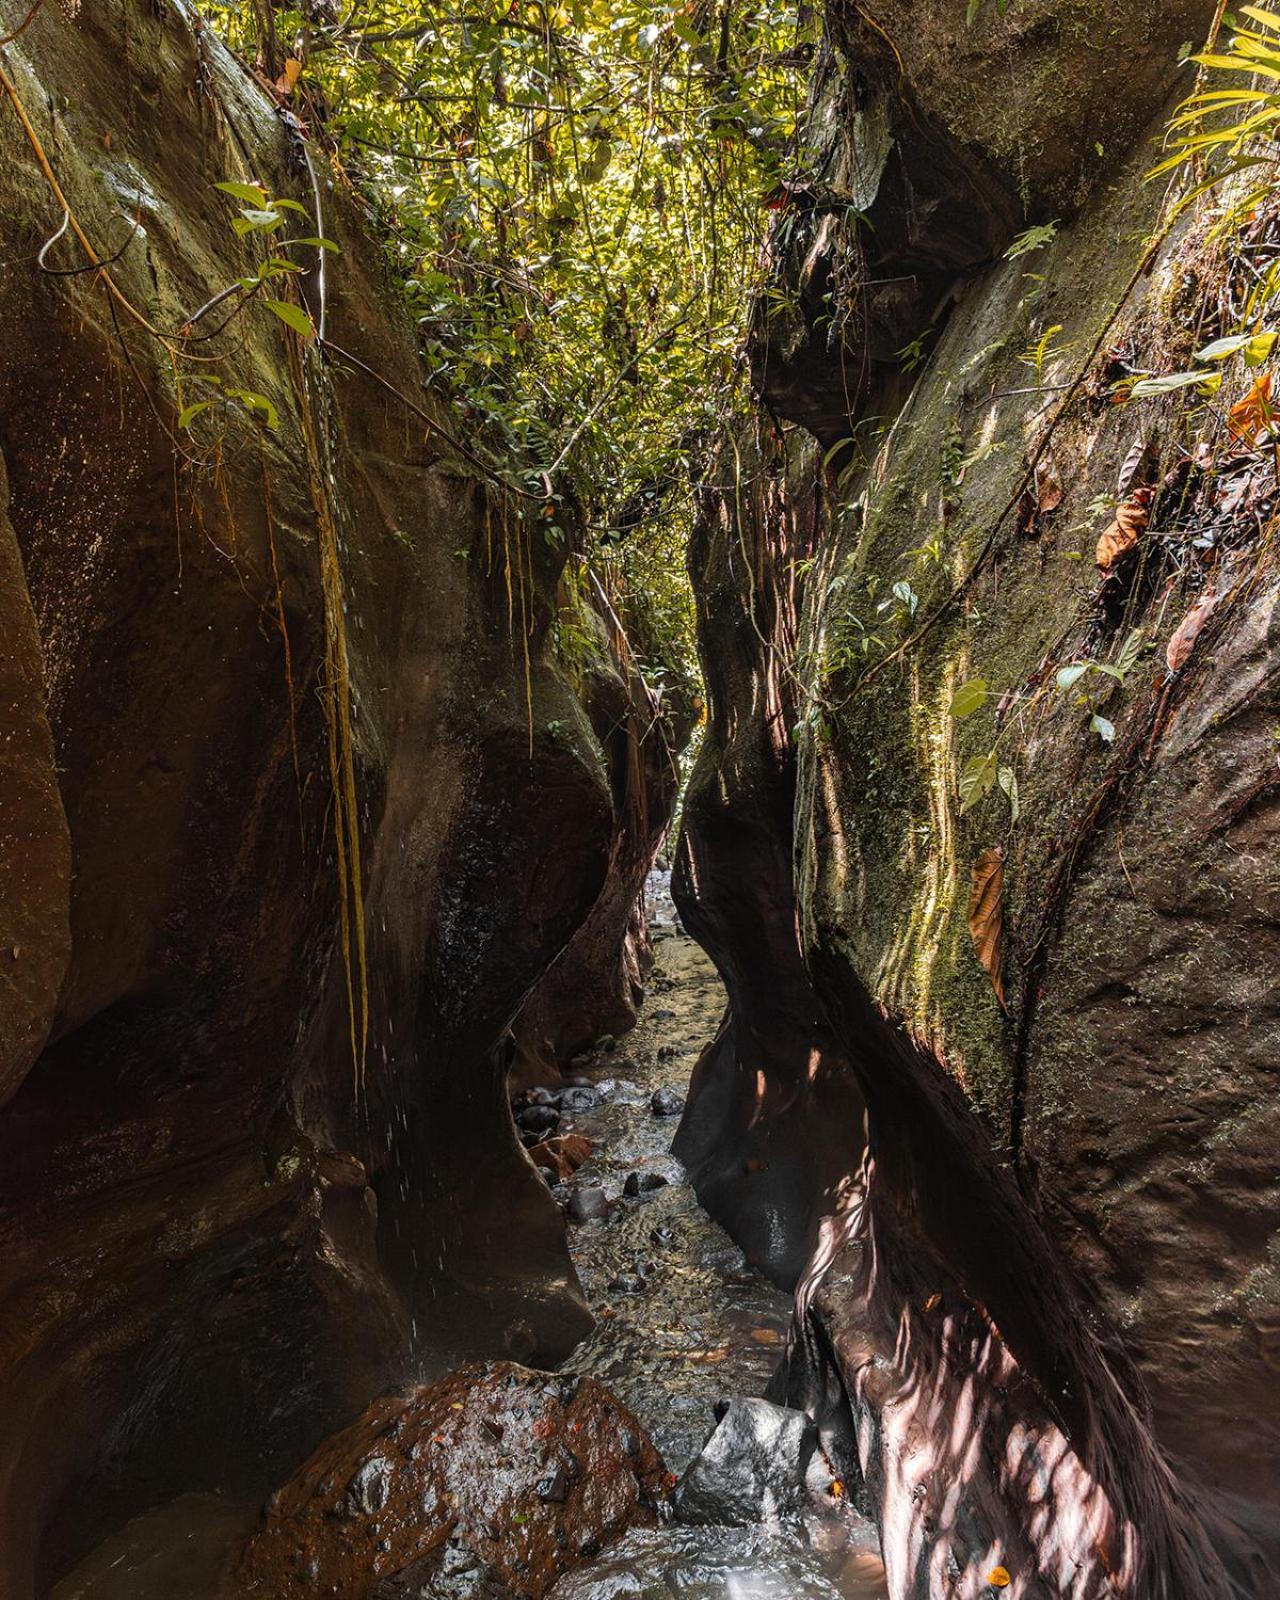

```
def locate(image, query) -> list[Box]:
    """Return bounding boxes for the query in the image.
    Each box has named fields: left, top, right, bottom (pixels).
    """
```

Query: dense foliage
left=200, top=0, right=816, bottom=683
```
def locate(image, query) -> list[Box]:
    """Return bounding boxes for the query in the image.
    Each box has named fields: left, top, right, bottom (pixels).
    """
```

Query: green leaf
left=269, top=197, right=311, bottom=216
left=265, top=298, right=315, bottom=339
left=998, top=765, right=1019, bottom=825
left=949, top=679, right=989, bottom=719
left=177, top=400, right=213, bottom=429
left=239, top=207, right=286, bottom=229
left=959, top=752, right=998, bottom=814
left=1091, top=713, right=1116, bottom=743
left=225, top=386, right=280, bottom=429
left=1246, top=331, right=1278, bottom=367
left=1129, top=370, right=1221, bottom=398
left=1056, top=663, right=1089, bottom=690
left=1196, top=334, right=1254, bottom=361
left=214, top=179, right=268, bottom=206
left=285, top=236, right=342, bottom=253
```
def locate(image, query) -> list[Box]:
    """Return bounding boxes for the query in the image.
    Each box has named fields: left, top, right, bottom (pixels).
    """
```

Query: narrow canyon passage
left=3, top=1, right=1280, bottom=1597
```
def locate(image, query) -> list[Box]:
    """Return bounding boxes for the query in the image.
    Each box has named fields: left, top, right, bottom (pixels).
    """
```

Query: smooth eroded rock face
left=678, top=3, right=1280, bottom=1595
left=234, top=1362, right=669, bottom=1599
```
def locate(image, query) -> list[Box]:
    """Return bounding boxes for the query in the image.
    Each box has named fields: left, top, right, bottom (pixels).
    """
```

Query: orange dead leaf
left=275, top=56, right=302, bottom=96
left=1165, top=591, right=1219, bottom=673
left=1229, top=373, right=1273, bottom=444
left=924, top=1293, right=941, bottom=1312
left=829, top=1479, right=845, bottom=1499
left=1034, top=455, right=1063, bottom=513
left=1095, top=488, right=1152, bottom=571
left=987, top=1567, right=1012, bottom=1589
left=967, top=848, right=1005, bottom=1009
left=749, top=1327, right=781, bottom=1345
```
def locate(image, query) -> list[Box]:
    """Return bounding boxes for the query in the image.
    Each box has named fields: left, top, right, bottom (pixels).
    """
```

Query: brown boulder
left=534, top=1133, right=594, bottom=1182
left=234, top=1362, right=668, bottom=1599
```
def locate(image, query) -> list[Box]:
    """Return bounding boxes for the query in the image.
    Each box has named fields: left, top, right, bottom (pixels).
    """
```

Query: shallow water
left=52, top=872, right=886, bottom=1600
left=544, top=871, right=886, bottom=1599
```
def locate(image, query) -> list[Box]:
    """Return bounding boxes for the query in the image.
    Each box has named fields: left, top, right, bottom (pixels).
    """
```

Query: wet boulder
left=568, top=1186, right=611, bottom=1224
left=674, top=1399, right=816, bottom=1528
left=235, top=1362, right=667, bottom=1598
left=650, top=1088, right=684, bottom=1118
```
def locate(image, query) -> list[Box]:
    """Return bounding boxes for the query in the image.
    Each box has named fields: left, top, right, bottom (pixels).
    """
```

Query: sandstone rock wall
left=677, top=3, right=1279, bottom=1595
left=0, top=4, right=677, bottom=1592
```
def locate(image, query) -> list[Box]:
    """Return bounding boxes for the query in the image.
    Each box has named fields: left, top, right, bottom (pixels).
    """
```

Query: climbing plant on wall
left=197, top=0, right=815, bottom=686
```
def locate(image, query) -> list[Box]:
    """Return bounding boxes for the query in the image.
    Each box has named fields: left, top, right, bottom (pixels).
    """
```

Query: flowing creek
left=52, top=871, right=885, bottom=1600
left=541, top=869, right=887, bottom=1600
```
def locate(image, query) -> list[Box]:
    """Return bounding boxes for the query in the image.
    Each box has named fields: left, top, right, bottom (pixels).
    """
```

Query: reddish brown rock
left=534, top=1133, right=593, bottom=1182
left=234, top=1362, right=668, bottom=1599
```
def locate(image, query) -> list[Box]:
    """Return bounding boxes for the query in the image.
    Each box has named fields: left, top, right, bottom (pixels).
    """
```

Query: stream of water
left=540, top=870, right=887, bottom=1600
left=52, top=871, right=885, bottom=1600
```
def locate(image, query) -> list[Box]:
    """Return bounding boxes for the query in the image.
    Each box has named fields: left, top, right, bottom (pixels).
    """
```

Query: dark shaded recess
left=748, top=40, right=1017, bottom=446
left=672, top=423, right=865, bottom=1289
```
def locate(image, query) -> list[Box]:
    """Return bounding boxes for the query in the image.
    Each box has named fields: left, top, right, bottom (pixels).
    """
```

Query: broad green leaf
left=949, top=679, right=989, bottom=719
left=177, top=400, right=213, bottom=429
left=1056, top=663, right=1089, bottom=691
left=1091, top=713, right=1116, bottom=743
left=265, top=299, right=315, bottom=338
left=998, top=765, right=1019, bottom=825
left=286, top=236, right=342, bottom=253
left=1196, top=334, right=1254, bottom=361
left=269, top=197, right=310, bottom=216
left=214, top=179, right=268, bottom=206
left=959, top=752, right=998, bottom=814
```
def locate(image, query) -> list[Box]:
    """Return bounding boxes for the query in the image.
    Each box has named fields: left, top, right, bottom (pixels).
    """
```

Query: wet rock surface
left=674, top=1400, right=817, bottom=1528
left=542, top=872, right=887, bottom=1600
left=234, top=1362, right=667, bottom=1599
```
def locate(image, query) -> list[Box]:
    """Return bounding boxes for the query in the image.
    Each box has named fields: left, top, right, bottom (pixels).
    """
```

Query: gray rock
left=558, top=1085, right=600, bottom=1113
left=568, top=1186, right=610, bottom=1223
left=624, top=1171, right=669, bottom=1197
left=650, top=1088, right=684, bottom=1117
left=608, top=1272, right=646, bottom=1295
left=674, top=1399, right=817, bottom=1527
left=517, top=1104, right=560, bottom=1135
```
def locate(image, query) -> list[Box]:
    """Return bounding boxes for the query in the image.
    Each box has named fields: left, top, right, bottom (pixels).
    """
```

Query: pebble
left=650, top=1087, right=685, bottom=1117
left=558, top=1085, right=600, bottom=1114
left=624, top=1171, right=669, bottom=1197
left=568, top=1186, right=610, bottom=1224
left=608, top=1272, right=646, bottom=1295
left=517, top=1104, right=560, bottom=1135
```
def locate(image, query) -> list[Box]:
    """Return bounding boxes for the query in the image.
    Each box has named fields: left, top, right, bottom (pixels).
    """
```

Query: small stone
left=523, top=1087, right=557, bottom=1107
left=651, top=1008, right=677, bottom=1022
left=608, top=1272, right=646, bottom=1295
left=568, top=1186, right=610, bottom=1223
left=517, top=1104, right=560, bottom=1135
left=535, top=1467, right=570, bottom=1504
left=624, top=1171, right=669, bottom=1197
left=535, top=1166, right=558, bottom=1187
left=558, top=1085, right=600, bottom=1114
left=650, top=1088, right=685, bottom=1117
left=650, top=1225, right=676, bottom=1246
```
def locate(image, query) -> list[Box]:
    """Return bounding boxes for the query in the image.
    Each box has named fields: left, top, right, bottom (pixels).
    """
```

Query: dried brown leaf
left=1034, top=455, right=1063, bottom=513
left=1229, top=373, right=1273, bottom=444
left=1116, top=435, right=1146, bottom=498
left=967, top=847, right=1006, bottom=1009
left=1165, top=591, right=1220, bottom=673
left=1095, top=488, right=1152, bottom=572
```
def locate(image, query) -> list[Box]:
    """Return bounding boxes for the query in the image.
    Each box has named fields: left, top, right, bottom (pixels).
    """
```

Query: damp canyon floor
left=53, top=872, right=885, bottom=1600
